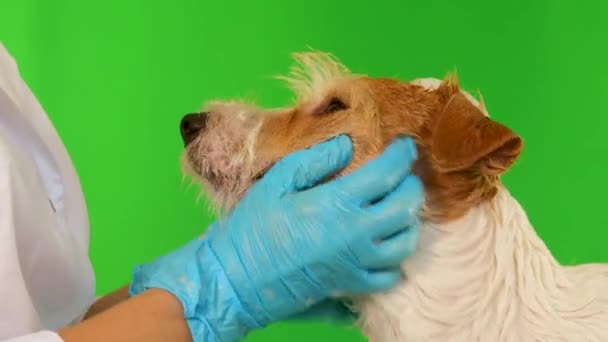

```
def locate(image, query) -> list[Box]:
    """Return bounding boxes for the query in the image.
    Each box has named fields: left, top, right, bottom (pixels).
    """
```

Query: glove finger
left=199, top=222, right=219, bottom=240
left=289, top=299, right=355, bottom=323
left=351, top=269, right=402, bottom=294
left=330, top=137, right=417, bottom=205
left=263, top=135, right=353, bottom=194
left=366, top=175, right=423, bottom=240
left=358, top=226, right=419, bottom=269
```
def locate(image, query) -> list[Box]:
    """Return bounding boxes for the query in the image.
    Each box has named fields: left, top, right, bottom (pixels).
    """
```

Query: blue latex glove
left=129, top=135, right=423, bottom=342
left=289, top=298, right=354, bottom=323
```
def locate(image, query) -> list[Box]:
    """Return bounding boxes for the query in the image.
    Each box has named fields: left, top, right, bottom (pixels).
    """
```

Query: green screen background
left=1, top=1, right=607, bottom=340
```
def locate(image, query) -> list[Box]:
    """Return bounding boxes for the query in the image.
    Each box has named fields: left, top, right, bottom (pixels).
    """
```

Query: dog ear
left=430, top=78, right=522, bottom=176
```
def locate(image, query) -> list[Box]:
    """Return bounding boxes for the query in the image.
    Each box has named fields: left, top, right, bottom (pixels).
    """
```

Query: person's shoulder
left=0, top=42, right=26, bottom=110
left=0, top=42, right=25, bottom=172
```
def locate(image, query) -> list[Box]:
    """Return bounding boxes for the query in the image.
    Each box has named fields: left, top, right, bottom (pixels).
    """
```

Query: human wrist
left=59, top=288, right=192, bottom=342
left=129, top=238, right=262, bottom=342
left=187, top=240, right=263, bottom=342
left=128, top=239, right=204, bottom=318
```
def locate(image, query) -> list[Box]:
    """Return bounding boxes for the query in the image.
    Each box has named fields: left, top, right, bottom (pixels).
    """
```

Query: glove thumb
left=263, top=135, right=353, bottom=194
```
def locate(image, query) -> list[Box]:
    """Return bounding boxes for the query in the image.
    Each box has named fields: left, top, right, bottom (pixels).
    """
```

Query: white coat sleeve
left=0, top=42, right=96, bottom=340
left=0, top=142, right=67, bottom=342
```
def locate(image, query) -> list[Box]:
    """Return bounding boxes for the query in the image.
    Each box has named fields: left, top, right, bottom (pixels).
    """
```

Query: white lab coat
left=0, top=43, right=96, bottom=341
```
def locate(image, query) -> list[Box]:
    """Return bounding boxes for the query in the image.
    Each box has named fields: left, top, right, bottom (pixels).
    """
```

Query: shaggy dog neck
left=356, top=187, right=608, bottom=342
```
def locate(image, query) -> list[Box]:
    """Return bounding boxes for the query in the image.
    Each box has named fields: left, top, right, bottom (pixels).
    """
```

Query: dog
left=179, top=52, right=608, bottom=341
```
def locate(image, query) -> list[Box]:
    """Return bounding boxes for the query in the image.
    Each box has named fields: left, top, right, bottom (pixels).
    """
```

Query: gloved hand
left=288, top=298, right=354, bottom=323
left=129, top=135, right=423, bottom=342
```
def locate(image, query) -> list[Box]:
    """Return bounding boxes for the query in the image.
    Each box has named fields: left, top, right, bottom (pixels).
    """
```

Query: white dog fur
left=354, top=78, right=608, bottom=342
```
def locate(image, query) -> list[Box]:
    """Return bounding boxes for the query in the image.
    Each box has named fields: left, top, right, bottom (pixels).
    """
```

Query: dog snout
left=180, top=112, right=209, bottom=146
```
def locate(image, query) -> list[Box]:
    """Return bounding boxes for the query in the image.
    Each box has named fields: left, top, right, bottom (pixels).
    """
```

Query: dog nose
left=180, top=112, right=208, bottom=146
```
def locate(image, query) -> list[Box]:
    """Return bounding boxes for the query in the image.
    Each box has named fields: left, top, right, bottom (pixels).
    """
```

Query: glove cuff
left=129, top=238, right=262, bottom=342
left=128, top=239, right=204, bottom=317
left=189, top=241, right=263, bottom=341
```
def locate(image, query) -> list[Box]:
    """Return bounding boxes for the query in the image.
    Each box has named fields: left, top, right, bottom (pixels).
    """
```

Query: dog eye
left=324, top=98, right=347, bottom=114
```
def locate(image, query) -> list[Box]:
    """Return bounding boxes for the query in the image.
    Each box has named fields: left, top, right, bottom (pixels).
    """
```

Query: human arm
left=58, top=289, right=191, bottom=342
left=83, top=284, right=353, bottom=323
left=81, top=285, right=130, bottom=320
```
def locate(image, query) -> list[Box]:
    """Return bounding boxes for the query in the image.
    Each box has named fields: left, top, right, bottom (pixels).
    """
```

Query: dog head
left=181, top=52, right=522, bottom=221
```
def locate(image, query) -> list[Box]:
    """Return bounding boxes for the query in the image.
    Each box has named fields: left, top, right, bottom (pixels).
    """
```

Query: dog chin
left=208, top=183, right=250, bottom=214
left=182, top=159, right=252, bottom=214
